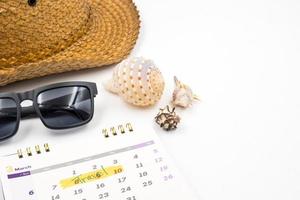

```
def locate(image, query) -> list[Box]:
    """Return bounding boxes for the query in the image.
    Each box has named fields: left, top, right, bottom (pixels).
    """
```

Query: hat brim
left=0, top=0, right=140, bottom=86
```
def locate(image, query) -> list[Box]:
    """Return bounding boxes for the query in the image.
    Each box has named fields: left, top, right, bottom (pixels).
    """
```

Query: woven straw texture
left=0, top=0, right=140, bottom=86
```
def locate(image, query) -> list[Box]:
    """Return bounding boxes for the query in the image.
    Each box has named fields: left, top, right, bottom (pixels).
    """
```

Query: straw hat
left=0, top=0, right=140, bottom=86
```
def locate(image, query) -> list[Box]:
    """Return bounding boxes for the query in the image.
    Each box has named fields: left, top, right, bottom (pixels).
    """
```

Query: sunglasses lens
left=37, top=86, right=93, bottom=129
left=0, top=98, right=18, bottom=140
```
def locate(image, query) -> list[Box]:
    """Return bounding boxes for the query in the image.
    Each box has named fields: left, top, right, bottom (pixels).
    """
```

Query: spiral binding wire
left=102, top=123, right=134, bottom=138
left=35, top=145, right=41, bottom=154
left=17, top=143, right=50, bottom=159
left=16, top=123, right=134, bottom=157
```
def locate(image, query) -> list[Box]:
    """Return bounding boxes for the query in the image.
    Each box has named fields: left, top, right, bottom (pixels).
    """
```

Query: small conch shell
left=172, top=76, right=199, bottom=108
left=104, top=57, right=165, bottom=107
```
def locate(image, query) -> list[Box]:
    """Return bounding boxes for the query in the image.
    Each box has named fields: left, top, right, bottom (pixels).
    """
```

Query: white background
left=1, top=0, right=300, bottom=199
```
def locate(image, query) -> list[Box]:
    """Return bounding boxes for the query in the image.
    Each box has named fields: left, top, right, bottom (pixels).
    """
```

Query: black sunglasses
left=0, top=81, right=98, bottom=142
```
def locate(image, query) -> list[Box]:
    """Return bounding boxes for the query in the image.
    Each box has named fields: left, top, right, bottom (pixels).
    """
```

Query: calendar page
left=0, top=123, right=198, bottom=200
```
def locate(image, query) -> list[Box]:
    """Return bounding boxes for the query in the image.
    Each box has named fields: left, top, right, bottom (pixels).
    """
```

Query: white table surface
left=1, top=0, right=300, bottom=199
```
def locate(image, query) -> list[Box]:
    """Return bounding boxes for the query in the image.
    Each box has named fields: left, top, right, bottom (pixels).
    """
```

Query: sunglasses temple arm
left=1, top=88, right=95, bottom=118
left=38, top=89, right=93, bottom=106
left=20, top=104, right=77, bottom=118
left=20, top=105, right=83, bottom=119
left=0, top=107, right=36, bottom=118
left=20, top=94, right=74, bottom=118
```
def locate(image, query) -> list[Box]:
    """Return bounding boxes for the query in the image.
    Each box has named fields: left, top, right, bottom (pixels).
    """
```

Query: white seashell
left=172, top=76, right=199, bottom=108
left=104, top=57, right=165, bottom=107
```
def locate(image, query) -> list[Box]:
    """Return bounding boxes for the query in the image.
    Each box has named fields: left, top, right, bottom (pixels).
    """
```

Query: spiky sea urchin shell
left=105, top=57, right=165, bottom=106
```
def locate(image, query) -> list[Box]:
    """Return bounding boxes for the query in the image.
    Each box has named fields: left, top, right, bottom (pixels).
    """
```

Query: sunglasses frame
left=0, top=81, right=98, bottom=141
